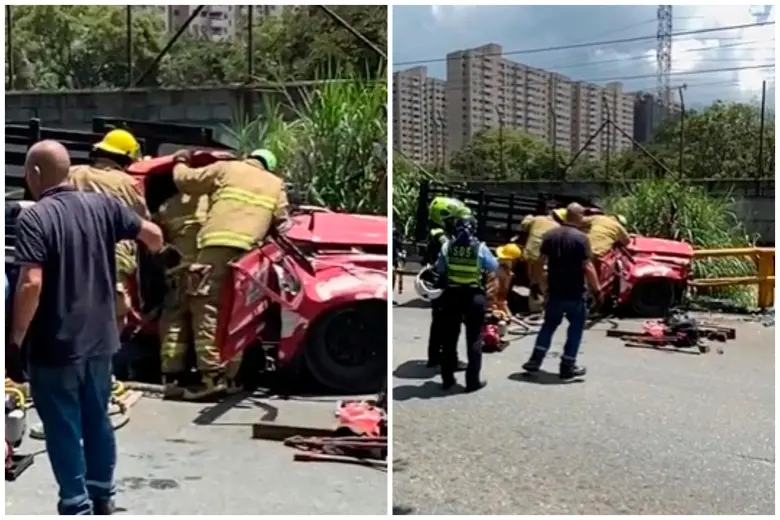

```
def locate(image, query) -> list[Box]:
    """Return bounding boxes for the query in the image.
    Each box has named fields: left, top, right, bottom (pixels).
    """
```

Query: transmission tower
left=656, top=5, right=672, bottom=110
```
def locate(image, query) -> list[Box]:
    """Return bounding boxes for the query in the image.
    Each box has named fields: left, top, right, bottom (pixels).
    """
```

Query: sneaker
left=93, top=499, right=115, bottom=515
left=559, top=364, right=587, bottom=380
left=522, top=355, right=544, bottom=373
left=455, top=360, right=467, bottom=372
left=441, top=376, right=456, bottom=390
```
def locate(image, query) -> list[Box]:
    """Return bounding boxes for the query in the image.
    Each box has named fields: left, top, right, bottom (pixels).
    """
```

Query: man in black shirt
left=8, top=140, right=164, bottom=515
left=521, top=203, right=599, bottom=380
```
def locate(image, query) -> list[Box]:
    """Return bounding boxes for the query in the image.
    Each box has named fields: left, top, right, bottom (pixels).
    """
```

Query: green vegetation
left=223, top=76, right=387, bottom=214
left=603, top=178, right=756, bottom=306
left=6, top=5, right=387, bottom=89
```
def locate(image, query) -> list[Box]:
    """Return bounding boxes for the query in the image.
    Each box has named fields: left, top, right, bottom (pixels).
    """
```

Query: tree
left=158, top=37, right=247, bottom=87
left=449, top=127, right=571, bottom=180
left=7, top=6, right=165, bottom=90
left=632, top=101, right=775, bottom=180
left=6, top=5, right=388, bottom=90
left=256, top=6, right=387, bottom=81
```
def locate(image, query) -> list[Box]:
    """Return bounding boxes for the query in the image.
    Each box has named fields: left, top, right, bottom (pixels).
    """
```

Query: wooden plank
left=252, top=422, right=334, bottom=442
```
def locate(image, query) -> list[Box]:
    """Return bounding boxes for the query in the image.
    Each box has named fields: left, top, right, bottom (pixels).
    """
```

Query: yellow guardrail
left=691, top=247, right=775, bottom=308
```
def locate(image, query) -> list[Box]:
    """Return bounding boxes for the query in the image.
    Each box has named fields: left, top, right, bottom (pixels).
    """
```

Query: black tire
left=304, top=300, right=387, bottom=394
left=630, top=279, right=676, bottom=317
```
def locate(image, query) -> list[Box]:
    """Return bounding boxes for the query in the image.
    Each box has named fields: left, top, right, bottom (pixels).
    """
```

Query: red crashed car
left=596, top=236, right=694, bottom=317
left=124, top=152, right=388, bottom=393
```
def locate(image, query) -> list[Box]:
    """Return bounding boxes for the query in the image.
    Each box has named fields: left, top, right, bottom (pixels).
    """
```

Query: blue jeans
left=533, top=297, right=587, bottom=363
left=29, top=356, right=117, bottom=515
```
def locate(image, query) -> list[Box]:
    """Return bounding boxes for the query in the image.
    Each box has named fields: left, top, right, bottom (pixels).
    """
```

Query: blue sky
left=392, top=5, right=776, bottom=108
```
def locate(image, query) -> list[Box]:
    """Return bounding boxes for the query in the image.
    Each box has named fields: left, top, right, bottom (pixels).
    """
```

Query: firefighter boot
left=224, top=358, right=244, bottom=395
left=182, top=373, right=227, bottom=401
left=161, top=373, right=187, bottom=400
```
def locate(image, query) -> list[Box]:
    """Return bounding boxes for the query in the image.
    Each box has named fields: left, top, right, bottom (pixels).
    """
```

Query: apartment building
left=154, top=5, right=283, bottom=40
left=392, top=66, right=447, bottom=165
left=445, top=43, right=634, bottom=160
left=633, top=91, right=682, bottom=143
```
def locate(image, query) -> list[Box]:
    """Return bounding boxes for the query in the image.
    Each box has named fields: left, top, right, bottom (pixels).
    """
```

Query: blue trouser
left=29, top=356, right=117, bottom=515
left=533, top=297, right=587, bottom=363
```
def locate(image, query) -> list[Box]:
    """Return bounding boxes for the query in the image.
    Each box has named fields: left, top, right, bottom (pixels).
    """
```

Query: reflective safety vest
left=446, top=239, right=482, bottom=287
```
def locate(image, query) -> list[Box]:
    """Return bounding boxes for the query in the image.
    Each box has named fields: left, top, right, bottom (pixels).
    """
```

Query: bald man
left=521, top=203, right=598, bottom=380
left=8, top=140, right=163, bottom=515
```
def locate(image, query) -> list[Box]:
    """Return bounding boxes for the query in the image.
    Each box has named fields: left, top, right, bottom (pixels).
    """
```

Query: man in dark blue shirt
left=9, top=140, right=163, bottom=515
left=521, top=203, right=599, bottom=380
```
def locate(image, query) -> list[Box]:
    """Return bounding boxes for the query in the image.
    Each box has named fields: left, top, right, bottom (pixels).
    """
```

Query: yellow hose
left=6, top=376, right=132, bottom=440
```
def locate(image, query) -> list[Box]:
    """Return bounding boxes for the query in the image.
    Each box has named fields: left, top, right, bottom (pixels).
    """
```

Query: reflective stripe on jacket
left=173, top=158, right=287, bottom=251
left=446, top=239, right=482, bottom=287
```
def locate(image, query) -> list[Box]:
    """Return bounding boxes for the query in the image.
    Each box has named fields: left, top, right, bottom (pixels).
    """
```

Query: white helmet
left=415, top=266, right=443, bottom=301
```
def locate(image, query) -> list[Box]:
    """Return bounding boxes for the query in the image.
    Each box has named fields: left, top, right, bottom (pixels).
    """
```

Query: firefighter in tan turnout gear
left=171, top=148, right=287, bottom=400
left=67, top=129, right=150, bottom=330
left=155, top=192, right=210, bottom=397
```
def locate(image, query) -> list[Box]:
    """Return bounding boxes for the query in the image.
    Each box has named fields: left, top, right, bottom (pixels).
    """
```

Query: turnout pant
left=440, top=287, right=486, bottom=385
left=29, top=356, right=116, bottom=515
left=188, top=246, right=243, bottom=376
left=526, top=256, right=547, bottom=300
left=159, top=275, right=193, bottom=375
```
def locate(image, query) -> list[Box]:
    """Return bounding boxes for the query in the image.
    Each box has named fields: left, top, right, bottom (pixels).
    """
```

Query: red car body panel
left=598, top=236, right=694, bottom=308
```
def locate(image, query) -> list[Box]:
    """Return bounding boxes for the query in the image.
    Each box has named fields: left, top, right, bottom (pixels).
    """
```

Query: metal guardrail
left=691, top=247, right=775, bottom=308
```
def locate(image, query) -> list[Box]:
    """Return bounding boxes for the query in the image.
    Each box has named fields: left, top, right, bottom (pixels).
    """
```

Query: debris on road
left=607, top=312, right=736, bottom=354
left=280, top=400, right=388, bottom=469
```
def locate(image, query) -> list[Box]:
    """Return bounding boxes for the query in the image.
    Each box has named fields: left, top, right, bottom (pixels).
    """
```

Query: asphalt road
left=6, top=393, right=387, bottom=515
left=392, top=284, right=775, bottom=515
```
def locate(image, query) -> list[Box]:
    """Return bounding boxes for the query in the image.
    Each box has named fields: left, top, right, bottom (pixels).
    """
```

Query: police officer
left=435, top=216, right=498, bottom=392
left=425, top=197, right=469, bottom=370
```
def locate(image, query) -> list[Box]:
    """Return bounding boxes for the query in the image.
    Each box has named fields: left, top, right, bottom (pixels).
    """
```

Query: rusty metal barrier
left=691, top=247, right=775, bottom=308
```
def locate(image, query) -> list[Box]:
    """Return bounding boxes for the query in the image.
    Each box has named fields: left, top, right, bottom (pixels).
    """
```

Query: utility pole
left=246, top=5, right=254, bottom=82
left=758, top=80, right=766, bottom=179
left=549, top=101, right=558, bottom=180
left=493, top=104, right=505, bottom=179
left=126, top=6, right=133, bottom=87
left=6, top=6, right=13, bottom=90
left=677, top=84, right=687, bottom=178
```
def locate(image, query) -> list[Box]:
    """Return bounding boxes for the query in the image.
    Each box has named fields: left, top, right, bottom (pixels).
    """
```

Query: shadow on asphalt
left=392, top=505, right=415, bottom=515
left=393, top=381, right=462, bottom=401
left=394, top=359, right=438, bottom=380
left=394, top=297, right=431, bottom=309
left=507, top=371, right=585, bottom=385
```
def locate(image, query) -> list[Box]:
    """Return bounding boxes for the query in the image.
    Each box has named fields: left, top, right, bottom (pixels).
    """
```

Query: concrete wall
left=462, top=179, right=776, bottom=244
left=5, top=86, right=303, bottom=130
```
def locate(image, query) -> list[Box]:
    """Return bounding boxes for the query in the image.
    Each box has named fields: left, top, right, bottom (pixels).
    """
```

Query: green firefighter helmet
left=429, top=197, right=471, bottom=227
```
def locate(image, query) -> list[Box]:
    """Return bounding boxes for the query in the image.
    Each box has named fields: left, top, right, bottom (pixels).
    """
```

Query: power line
left=408, top=63, right=775, bottom=95
left=545, top=39, right=774, bottom=73
left=393, top=20, right=775, bottom=67
left=573, top=63, right=775, bottom=84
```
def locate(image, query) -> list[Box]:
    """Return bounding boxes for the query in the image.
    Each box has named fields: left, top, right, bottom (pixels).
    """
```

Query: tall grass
left=604, top=178, right=757, bottom=306
left=220, top=74, right=387, bottom=215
